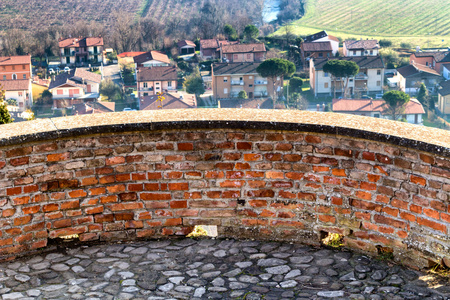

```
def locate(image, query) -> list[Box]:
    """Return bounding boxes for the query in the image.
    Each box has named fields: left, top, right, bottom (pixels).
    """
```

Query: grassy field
left=274, top=0, right=450, bottom=48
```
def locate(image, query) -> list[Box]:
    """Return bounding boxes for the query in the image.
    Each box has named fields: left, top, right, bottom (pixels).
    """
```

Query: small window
left=12, top=65, right=15, bottom=70
left=324, top=72, right=329, bottom=77
left=249, top=76, right=253, bottom=79
left=57, top=90, right=63, bottom=95
left=224, top=88, right=228, bottom=94
left=319, top=53, right=323, bottom=57
left=143, top=92, right=148, bottom=96
left=324, top=82, right=328, bottom=88
left=249, top=84, right=253, bottom=87
left=2, top=75, right=5, bottom=80
left=168, top=81, right=172, bottom=87
left=352, top=50, right=356, bottom=55
left=370, top=50, right=373, bottom=55
left=349, top=79, right=353, bottom=82
left=223, top=77, right=228, bottom=83
left=426, top=62, right=429, bottom=66
left=374, top=114, right=380, bottom=118
left=12, top=74, right=17, bottom=80
left=377, top=70, right=381, bottom=75
left=23, top=74, right=26, bottom=79
left=18, top=92, right=22, bottom=97
left=143, top=82, right=148, bottom=88
left=156, top=82, right=160, bottom=85
left=22, top=65, right=25, bottom=70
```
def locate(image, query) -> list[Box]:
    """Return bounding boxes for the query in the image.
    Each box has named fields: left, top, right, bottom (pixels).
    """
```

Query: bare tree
left=111, top=12, right=139, bottom=53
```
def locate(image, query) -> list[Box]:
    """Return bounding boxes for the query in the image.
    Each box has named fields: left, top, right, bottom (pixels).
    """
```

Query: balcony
left=231, top=80, right=244, bottom=85
left=254, top=80, right=268, bottom=85
left=355, top=73, right=368, bottom=80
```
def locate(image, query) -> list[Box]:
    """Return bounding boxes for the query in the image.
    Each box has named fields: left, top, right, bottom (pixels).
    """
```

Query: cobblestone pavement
left=0, top=238, right=449, bottom=300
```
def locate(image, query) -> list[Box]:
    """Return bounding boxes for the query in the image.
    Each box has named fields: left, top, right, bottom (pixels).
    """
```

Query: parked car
left=64, top=67, right=70, bottom=72
left=123, top=108, right=137, bottom=111
left=48, top=68, right=55, bottom=75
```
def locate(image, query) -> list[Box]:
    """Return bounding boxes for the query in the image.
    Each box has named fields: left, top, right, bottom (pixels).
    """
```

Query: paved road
left=0, top=238, right=448, bottom=299
left=102, top=64, right=122, bottom=87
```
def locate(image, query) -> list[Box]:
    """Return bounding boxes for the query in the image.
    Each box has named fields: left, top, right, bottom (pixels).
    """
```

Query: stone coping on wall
left=0, top=109, right=449, bottom=156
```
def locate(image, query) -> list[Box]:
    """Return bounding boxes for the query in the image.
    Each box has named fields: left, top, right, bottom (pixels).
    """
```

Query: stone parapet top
left=0, top=109, right=449, bottom=156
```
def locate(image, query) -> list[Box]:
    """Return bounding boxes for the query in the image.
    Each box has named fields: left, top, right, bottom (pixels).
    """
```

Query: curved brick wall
left=0, top=109, right=449, bottom=269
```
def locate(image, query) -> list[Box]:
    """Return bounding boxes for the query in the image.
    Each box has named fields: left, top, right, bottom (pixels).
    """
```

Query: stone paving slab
left=0, top=238, right=448, bottom=300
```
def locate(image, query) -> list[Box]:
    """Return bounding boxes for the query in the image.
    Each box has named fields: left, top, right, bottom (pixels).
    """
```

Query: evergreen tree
left=0, top=87, right=13, bottom=124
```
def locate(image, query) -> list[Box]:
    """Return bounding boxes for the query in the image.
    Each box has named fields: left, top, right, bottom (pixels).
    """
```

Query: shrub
left=238, top=90, right=248, bottom=99
left=379, top=39, right=392, bottom=47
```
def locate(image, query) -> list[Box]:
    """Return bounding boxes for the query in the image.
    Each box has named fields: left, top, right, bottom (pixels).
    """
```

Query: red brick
left=47, top=153, right=70, bottom=162
left=285, top=172, right=304, bottom=180
left=243, top=154, right=262, bottom=161
left=220, top=180, right=244, bottom=188
left=7, top=187, right=22, bottom=196
left=96, top=167, right=113, bottom=175
left=168, top=182, right=189, bottom=190
left=271, top=220, right=304, bottom=228
left=69, top=190, right=87, bottom=198
left=248, top=200, right=267, bottom=207
left=305, top=135, right=321, bottom=143
left=400, top=212, right=416, bottom=222
left=314, top=166, right=330, bottom=173
left=355, top=191, right=372, bottom=201
left=367, top=174, right=381, bottom=182
left=391, top=198, right=408, bottom=209
left=318, top=215, right=336, bottom=224
left=247, top=190, right=274, bottom=198
left=382, top=207, right=399, bottom=217
left=109, top=202, right=143, bottom=211
left=275, top=143, right=292, bottom=151
left=14, top=215, right=32, bottom=226
left=107, top=184, right=126, bottom=193
left=170, top=200, right=188, bottom=209
left=85, top=206, right=104, bottom=215
left=417, top=217, right=446, bottom=233
left=155, top=210, right=173, bottom=217
left=99, top=175, right=115, bottom=184
left=410, top=175, right=426, bottom=186
left=362, top=152, right=376, bottom=161
left=236, top=142, right=252, bottom=150
left=61, top=200, right=80, bottom=210
left=215, top=163, right=234, bottom=170
left=22, top=205, right=40, bottom=214
left=235, top=163, right=251, bottom=170
left=105, top=156, right=125, bottom=165
left=2, top=208, right=15, bottom=217
left=12, top=196, right=29, bottom=205
left=100, top=195, right=118, bottom=203
left=43, top=203, right=59, bottom=212
left=331, top=197, right=343, bottom=205
left=278, top=211, right=296, bottom=218
left=335, top=148, right=353, bottom=157
left=374, top=214, right=406, bottom=229
left=419, top=153, right=434, bottom=164
left=323, top=176, right=340, bottom=185
left=118, top=192, right=137, bottom=201
left=6, top=146, right=32, bottom=158
left=165, top=218, right=182, bottom=226
left=360, top=182, right=377, bottom=191
left=257, top=143, right=273, bottom=151
left=423, top=208, right=440, bottom=220
left=350, top=199, right=381, bottom=211
left=265, top=171, right=284, bottom=179
left=298, top=193, right=316, bottom=201
left=431, top=201, right=446, bottom=212
left=115, top=174, right=131, bottom=182
left=89, top=187, right=106, bottom=196
left=200, top=210, right=236, bottom=218
left=114, top=212, right=134, bottom=221
left=141, top=193, right=171, bottom=201
left=245, top=171, right=264, bottom=178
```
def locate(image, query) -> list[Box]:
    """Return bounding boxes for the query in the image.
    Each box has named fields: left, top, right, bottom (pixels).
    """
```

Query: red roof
left=140, top=92, right=196, bottom=110
left=59, top=37, right=104, bottom=48
left=200, top=39, right=238, bottom=50
left=0, top=80, right=30, bottom=91
left=73, top=102, right=115, bottom=115
left=0, top=55, right=31, bottom=66
left=117, top=52, right=146, bottom=58
left=137, top=66, right=177, bottom=82
left=133, top=51, right=171, bottom=65
left=177, top=40, right=196, bottom=48
left=221, top=43, right=266, bottom=54
left=332, top=98, right=425, bottom=115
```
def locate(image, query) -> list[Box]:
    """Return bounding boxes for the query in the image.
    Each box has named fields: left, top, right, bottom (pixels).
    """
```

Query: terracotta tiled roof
left=313, top=56, right=385, bottom=70
left=141, top=92, right=196, bottom=110
left=200, top=39, right=238, bottom=50
left=344, top=40, right=379, bottom=50
left=0, top=80, right=29, bottom=91
left=73, top=101, right=115, bottom=115
left=49, top=68, right=101, bottom=90
left=58, top=37, right=104, bottom=48
left=213, top=62, right=261, bottom=76
left=117, top=52, right=146, bottom=58
left=0, top=55, right=31, bottom=66
left=397, top=64, right=441, bottom=77
left=133, top=51, right=171, bottom=65
left=137, top=66, right=178, bottom=81
left=302, top=42, right=332, bottom=52
left=74, top=68, right=102, bottom=83
left=32, top=76, right=51, bottom=87
left=177, top=40, right=196, bottom=48
left=221, top=43, right=266, bottom=54
left=327, top=35, right=340, bottom=42
left=332, top=98, right=425, bottom=115
left=412, top=51, right=450, bottom=63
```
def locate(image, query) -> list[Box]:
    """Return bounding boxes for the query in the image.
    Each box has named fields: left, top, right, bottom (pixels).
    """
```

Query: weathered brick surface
left=0, top=129, right=449, bottom=268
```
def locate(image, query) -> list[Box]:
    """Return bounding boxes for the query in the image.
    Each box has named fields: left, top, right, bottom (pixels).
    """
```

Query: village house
left=58, top=37, right=104, bottom=66
left=177, top=40, right=196, bottom=56
left=220, top=43, right=266, bottom=63
left=140, top=91, right=196, bottom=110
left=133, top=51, right=171, bottom=69
left=212, top=62, right=281, bottom=102
left=310, top=56, right=385, bottom=97
left=73, top=101, right=115, bottom=115
left=0, top=55, right=32, bottom=80
left=49, top=68, right=101, bottom=109
left=397, top=63, right=442, bottom=95
left=136, top=66, right=177, bottom=98
left=200, top=39, right=239, bottom=60
left=343, top=39, right=380, bottom=57
left=332, top=98, right=425, bottom=125
left=410, top=49, right=450, bottom=74
left=303, top=31, right=339, bottom=56
left=301, top=42, right=333, bottom=68
left=437, top=80, right=450, bottom=116
left=0, top=80, right=32, bottom=112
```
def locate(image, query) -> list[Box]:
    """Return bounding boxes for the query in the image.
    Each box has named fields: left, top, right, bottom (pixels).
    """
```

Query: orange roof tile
left=58, top=37, right=104, bottom=48
left=0, top=55, right=31, bottom=66
left=332, top=98, right=425, bottom=115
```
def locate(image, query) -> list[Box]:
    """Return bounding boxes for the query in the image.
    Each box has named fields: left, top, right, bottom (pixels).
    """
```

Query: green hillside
left=275, top=0, right=450, bottom=47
